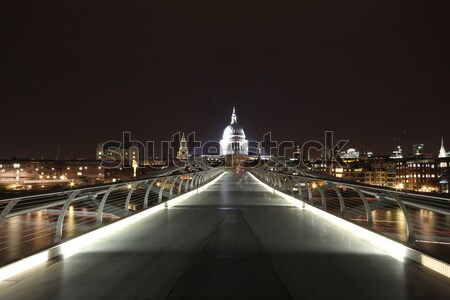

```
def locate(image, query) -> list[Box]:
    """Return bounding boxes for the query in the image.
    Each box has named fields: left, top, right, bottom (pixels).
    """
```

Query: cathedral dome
left=220, top=107, right=248, bottom=155
left=222, top=123, right=246, bottom=141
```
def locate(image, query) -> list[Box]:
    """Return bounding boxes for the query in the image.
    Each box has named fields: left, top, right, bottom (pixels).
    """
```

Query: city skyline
left=1, top=113, right=447, bottom=160
left=1, top=1, right=449, bottom=159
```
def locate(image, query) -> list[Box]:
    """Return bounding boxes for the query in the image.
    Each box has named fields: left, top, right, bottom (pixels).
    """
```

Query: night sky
left=1, top=1, right=449, bottom=159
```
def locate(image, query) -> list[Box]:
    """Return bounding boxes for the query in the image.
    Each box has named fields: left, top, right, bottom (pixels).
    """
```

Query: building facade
left=395, top=159, right=439, bottom=192
left=177, top=133, right=189, bottom=160
left=0, top=160, right=105, bottom=190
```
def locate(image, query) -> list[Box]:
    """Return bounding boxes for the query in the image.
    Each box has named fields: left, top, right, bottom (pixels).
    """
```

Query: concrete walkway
left=0, top=171, right=448, bottom=299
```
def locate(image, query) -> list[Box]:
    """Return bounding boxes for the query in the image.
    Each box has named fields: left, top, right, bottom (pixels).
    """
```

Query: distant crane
left=55, top=146, right=60, bottom=160
left=68, top=146, right=77, bottom=160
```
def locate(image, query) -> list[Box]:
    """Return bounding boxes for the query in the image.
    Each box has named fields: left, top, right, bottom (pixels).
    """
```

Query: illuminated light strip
left=0, top=171, right=226, bottom=282
left=373, top=227, right=450, bottom=234
left=415, top=229, right=450, bottom=234
left=352, top=219, right=450, bottom=234
left=415, top=240, right=450, bottom=245
left=248, top=172, right=450, bottom=278
left=350, top=218, right=407, bottom=224
left=0, top=252, right=49, bottom=282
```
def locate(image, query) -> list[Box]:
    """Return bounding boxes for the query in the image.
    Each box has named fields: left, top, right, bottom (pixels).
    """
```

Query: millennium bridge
left=0, top=158, right=449, bottom=299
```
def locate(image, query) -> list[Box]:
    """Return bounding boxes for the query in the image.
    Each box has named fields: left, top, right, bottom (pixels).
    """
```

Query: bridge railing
left=250, top=168, right=450, bottom=262
left=0, top=167, right=225, bottom=266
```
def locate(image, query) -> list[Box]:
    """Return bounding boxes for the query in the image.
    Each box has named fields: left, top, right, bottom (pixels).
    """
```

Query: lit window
left=77, top=172, right=82, bottom=176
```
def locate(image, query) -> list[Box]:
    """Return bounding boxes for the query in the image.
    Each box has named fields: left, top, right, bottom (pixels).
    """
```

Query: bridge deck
left=0, top=171, right=449, bottom=299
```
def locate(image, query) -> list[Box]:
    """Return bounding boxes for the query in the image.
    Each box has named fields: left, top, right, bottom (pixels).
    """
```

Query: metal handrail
left=0, top=169, right=224, bottom=218
left=250, top=167, right=450, bottom=261
left=0, top=167, right=225, bottom=266
left=253, top=167, right=450, bottom=215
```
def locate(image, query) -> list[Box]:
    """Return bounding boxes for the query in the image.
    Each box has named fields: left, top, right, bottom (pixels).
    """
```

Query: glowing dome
left=220, top=108, right=248, bottom=155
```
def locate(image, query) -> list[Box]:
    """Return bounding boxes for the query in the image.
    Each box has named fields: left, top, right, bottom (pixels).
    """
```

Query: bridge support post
left=178, top=177, right=186, bottom=195
left=330, top=184, right=346, bottom=217
left=318, top=186, right=327, bottom=210
left=190, top=173, right=200, bottom=190
left=158, top=178, right=169, bottom=203
left=143, top=179, right=157, bottom=209
left=350, top=186, right=373, bottom=227
left=185, top=175, right=192, bottom=191
left=0, top=198, right=21, bottom=226
left=124, top=182, right=141, bottom=215
left=97, top=185, right=116, bottom=225
left=306, top=183, right=313, bottom=204
left=54, top=190, right=81, bottom=243
left=197, top=172, right=205, bottom=186
left=388, top=192, right=416, bottom=244
left=169, top=177, right=181, bottom=199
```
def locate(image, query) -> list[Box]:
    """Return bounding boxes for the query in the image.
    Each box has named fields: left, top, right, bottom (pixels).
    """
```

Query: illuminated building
left=437, top=157, right=450, bottom=193
left=413, top=143, right=425, bottom=156
left=390, top=145, right=403, bottom=159
left=176, top=133, right=189, bottom=160
left=0, top=160, right=105, bottom=190
left=331, top=165, right=396, bottom=188
left=339, top=148, right=360, bottom=162
left=438, top=137, right=449, bottom=158
left=395, top=159, right=439, bottom=192
left=220, top=107, right=248, bottom=155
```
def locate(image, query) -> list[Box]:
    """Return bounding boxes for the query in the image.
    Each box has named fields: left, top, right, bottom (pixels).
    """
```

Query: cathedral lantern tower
left=220, top=107, right=248, bottom=155
left=177, top=133, right=189, bottom=160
